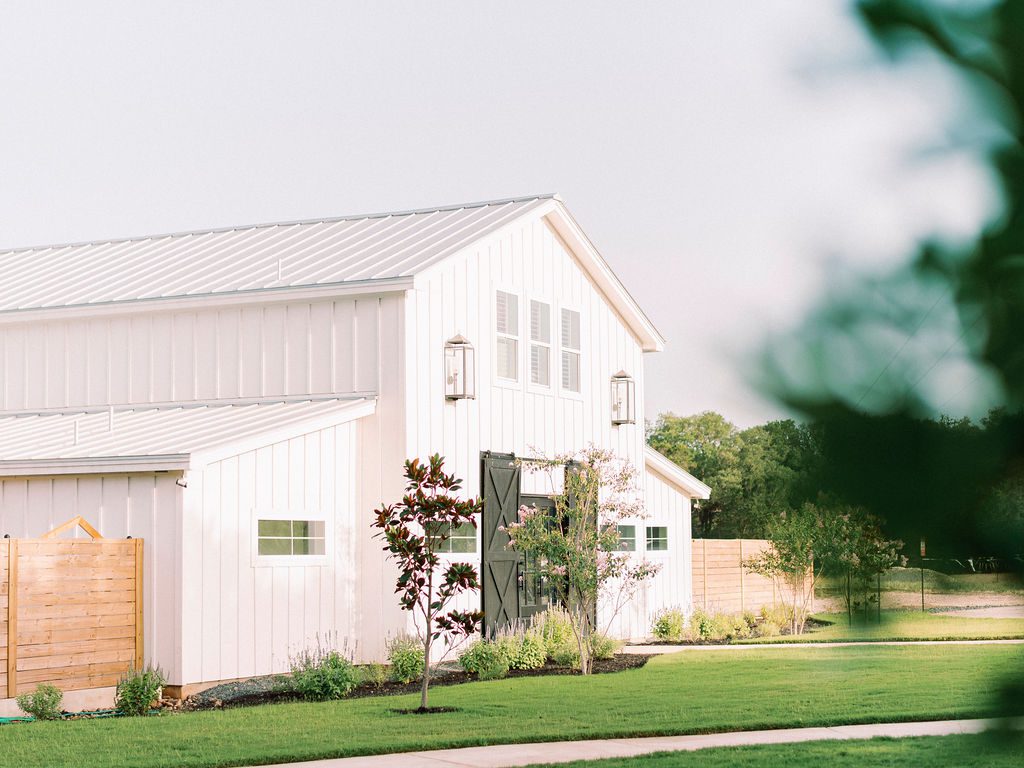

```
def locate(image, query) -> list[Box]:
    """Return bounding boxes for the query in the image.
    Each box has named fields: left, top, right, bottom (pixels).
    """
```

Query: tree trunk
left=420, top=570, right=433, bottom=710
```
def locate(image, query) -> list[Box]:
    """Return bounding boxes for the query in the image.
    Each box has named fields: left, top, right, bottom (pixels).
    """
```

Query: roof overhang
left=0, top=278, right=413, bottom=326
left=543, top=201, right=666, bottom=353
left=645, top=446, right=711, bottom=499
left=0, top=455, right=190, bottom=477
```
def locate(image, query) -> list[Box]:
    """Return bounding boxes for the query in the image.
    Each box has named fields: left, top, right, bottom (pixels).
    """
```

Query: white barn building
left=0, top=194, right=708, bottom=694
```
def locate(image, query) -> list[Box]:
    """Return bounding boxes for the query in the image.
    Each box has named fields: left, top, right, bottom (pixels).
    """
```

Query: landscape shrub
left=590, top=633, right=621, bottom=660
left=458, top=640, right=509, bottom=679
left=513, top=631, right=548, bottom=669
left=689, top=608, right=717, bottom=640
left=115, top=666, right=166, bottom=716
left=533, top=607, right=578, bottom=661
left=741, top=611, right=758, bottom=630
left=387, top=635, right=425, bottom=684
left=289, top=647, right=358, bottom=701
left=16, top=684, right=63, bottom=721
left=723, top=614, right=751, bottom=640
left=651, top=607, right=687, bottom=642
left=360, top=663, right=389, bottom=688
left=755, top=619, right=782, bottom=637
left=549, top=644, right=581, bottom=668
left=760, top=605, right=792, bottom=630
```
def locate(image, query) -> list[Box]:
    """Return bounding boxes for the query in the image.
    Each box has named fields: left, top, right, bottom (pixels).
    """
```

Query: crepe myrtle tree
left=505, top=447, right=659, bottom=675
left=373, top=455, right=483, bottom=710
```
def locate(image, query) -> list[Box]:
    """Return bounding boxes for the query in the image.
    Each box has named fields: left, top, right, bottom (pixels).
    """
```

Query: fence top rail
left=41, top=516, right=103, bottom=540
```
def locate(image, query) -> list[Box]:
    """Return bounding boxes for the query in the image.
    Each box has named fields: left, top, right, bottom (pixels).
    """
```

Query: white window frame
left=528, top=296, right=553, bottom=392
left=645, top=524, right=669, bottom=553
left=494, top=287, right=521, bottom=387
left=252, top=509, right=331, bottom=567
left=432, top=520, right=479, bottom=557
left=616, top=524, right=637, bottom=552
left=558, top=304, right=583, bottom=398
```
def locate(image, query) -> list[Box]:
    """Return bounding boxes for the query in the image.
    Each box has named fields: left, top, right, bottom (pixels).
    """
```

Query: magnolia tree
left=372, top=455, right=483, bottom=710
left=505, top=447, right=659, bottom=675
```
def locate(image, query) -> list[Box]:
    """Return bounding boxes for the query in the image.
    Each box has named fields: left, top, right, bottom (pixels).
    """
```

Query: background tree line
left=647, top=408, right=1024, bottom=563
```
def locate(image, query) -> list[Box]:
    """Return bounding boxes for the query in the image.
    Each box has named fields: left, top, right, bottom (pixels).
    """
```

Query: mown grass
left=739, top=610, right=1024, bottom=644
left=0, top=645, right=1021, bottom=768
left=817, top=567, right=1024, bottom=595
left=526, top=734, right=1024, bottom=768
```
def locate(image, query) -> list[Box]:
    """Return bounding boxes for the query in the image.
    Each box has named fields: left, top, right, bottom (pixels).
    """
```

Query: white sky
left=0, top=1, right=997, bottom=426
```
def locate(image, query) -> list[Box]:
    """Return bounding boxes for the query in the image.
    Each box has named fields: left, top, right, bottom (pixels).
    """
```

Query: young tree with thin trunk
left=372, top=455, right=483, bottom=710
left=505, top=447, right=659, bottom=674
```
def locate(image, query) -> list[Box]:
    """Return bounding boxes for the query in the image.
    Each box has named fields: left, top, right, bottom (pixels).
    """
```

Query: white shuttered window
left=530, top=299, right=551, bottom=386
left=561, top=308, right=581, bottom=392
left=496, top=290, right=519, bottom=381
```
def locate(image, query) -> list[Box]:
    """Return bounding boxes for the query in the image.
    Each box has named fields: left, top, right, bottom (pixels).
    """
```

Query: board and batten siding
left=0, top=473, right=182, bottom=683
left=403, top=213, right=647, bottom=501
left=179, top=421, right=362, bottom=685
left=0, top=296, right=386, bottom=409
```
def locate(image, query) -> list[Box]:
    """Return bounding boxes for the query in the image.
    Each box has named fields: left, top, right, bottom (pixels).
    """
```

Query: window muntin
left=616, top=524, right=636, bottom=552
left=496, top=290, right=519, bottom=381
left=430, top=522, right=477, bottom=554
left=530, top=299, right=551, bottom=387
left=257, top=519, right=326, bottom=556
left=646, top=525, right=669, bottom=552
left=560, top=308, right=581, bottom=393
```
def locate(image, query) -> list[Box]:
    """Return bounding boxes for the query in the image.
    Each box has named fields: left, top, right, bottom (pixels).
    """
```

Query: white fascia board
left=0, top=278, right=413, bottom=326
left=645, top=446, right=711, bottom=499
left=544, top=204, right=666, bottom=353
left=0, top=455, right=190, bottom=477
left=187, top=398, right=377, bottom=468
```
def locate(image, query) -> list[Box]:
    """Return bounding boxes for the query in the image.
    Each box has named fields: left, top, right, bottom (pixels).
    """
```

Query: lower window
left=431, top=522, right=477, bottom=553
left=616, top=524, right=637, bottom=551
left=258, top=519, right=326, bottom=556
left=646, top=525, right=668, bottom=552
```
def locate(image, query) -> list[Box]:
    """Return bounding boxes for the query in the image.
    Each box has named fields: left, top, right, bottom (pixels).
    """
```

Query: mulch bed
left=182, top=653, right=653, bottom=712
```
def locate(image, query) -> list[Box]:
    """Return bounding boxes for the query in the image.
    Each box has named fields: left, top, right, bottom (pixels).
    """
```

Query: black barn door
left=481, top=452, right=521, bottom=635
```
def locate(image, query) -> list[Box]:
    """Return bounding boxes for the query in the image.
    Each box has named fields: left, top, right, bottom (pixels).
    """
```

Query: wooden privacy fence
left=1, top=517, right=143, bottom=698
left=692, top=538, right=806, bottom=615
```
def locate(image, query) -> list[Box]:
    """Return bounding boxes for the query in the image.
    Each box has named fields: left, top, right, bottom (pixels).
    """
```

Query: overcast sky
left=0, top=1, right=996, bottom=426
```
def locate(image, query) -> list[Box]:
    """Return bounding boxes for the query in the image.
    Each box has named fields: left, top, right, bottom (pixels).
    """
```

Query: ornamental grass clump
left=16, top=684, right=63, bottom=721
left=115, top=665, right=166, bottom=716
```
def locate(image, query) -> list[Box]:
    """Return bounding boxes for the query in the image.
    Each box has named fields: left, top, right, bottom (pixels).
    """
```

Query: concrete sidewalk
left=258, top=718, right=1014, bottom=768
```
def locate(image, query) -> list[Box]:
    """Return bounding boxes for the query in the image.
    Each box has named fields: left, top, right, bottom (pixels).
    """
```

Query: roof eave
left=0, top=455, right=190, bottom=477
left=0, top=277, right=414, bottom=326
left=644, top=446, right=711, bottom=499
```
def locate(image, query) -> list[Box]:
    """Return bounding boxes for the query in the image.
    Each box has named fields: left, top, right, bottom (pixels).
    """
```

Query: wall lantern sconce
left=445, top=334, right=476, bottom=400
left=610, top=370, right=635, bottom=425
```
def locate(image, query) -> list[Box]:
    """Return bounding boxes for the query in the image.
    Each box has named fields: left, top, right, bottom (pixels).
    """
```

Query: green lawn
left=0, top=645, right=1021, bottom=768
left=525, top=734, right=1024, bottom=768
left=817, top=567, right=1024, bottom=595
left=739, top=611, right=1024, bottom=643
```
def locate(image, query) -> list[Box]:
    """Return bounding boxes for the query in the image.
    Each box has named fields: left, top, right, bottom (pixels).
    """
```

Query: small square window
left=257, top=519, right=327, bottom=557
left=646, top=526, right=668, bottom=552
left=430, top=521, right=477, bottom=554
left=617, top=524, right=636, bottom=551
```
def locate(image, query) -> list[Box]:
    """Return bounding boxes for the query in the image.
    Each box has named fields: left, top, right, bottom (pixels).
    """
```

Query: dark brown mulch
left=389, top=706, right=461, bottom=715
left=183, top=653, right=653, bottom=712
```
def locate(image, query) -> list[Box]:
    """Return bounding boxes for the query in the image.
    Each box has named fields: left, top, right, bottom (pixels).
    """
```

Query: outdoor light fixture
left=610, top=370, right=635, bottom=425
left=444, top=334, right=476, bottom=400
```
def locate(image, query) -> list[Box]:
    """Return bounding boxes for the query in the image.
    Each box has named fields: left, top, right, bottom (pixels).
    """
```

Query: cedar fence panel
left=3, top=528, right=142, bottom=698
left=692, top=538, right=807, bottom=615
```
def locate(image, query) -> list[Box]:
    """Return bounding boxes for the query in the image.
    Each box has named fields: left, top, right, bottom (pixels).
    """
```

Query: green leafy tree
left=372, top=455, right=483, bottom=710
left=504, top=447, right=659, bottom=674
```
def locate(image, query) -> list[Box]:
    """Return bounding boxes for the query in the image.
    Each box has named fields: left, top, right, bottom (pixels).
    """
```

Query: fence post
left=7, top=539, right=17, bottom=698
left=702, top=541, right=708, bottom=610
left=134, top=538, right=144, bottom=670
left=739, top=539, right=745, bottom=613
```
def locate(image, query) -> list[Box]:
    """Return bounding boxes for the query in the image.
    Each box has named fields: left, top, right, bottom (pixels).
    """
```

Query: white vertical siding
left=398, top=212, right=657, bottom=641
left=179, top=420, right=362, bottom=685
left=0, top=297, right=389, bottom=409
left=0, top=473, right=183, bottom=682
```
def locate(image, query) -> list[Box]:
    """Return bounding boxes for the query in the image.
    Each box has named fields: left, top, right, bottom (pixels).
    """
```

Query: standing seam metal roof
left=0, top=398, right=372, bottom=462
left=0, top=195, right=554, bottom=312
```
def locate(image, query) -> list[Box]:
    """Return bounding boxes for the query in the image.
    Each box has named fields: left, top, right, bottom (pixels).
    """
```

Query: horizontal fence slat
left=19, top=590, right=136, bottom=608
left=17, top=647, right=135, bottom=672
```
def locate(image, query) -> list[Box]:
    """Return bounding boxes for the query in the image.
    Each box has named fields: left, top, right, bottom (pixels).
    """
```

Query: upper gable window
left=496, top=290, right=519, bottom=382
left=530, top=299, right=551, bottom=387
left=561, top=308, right=581, bottom=393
